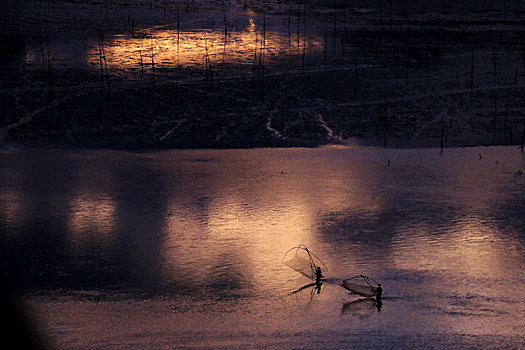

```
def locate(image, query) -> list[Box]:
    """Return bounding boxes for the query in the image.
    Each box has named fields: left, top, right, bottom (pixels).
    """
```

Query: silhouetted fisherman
left=315, top=266, right=323, bottom=287
left=375, top=284, right=383, bottom=302
left=315, top=281, right=322, bottom=294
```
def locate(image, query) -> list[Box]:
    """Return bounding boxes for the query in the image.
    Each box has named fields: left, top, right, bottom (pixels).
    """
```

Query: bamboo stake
left=521, top=125, right=525, bottom=152
left=177, top=1, right=180, bottom=53
left=440, top=126, right=445, bottom=153
left=98, top=30, right=110, bottom=94
left=379, top=0, right=383, bottom=28
left=98, top=30, right=104, bottom=82
left=354, top=52, right=358, bottom=98
left=470, top=50, right=474, bottom=90
left=504, top=99, right=508, bottom=144
left=493, top=95, right=498, bottom=142
left=139, top=49, right=144, bottom=74
left=252, top=31, right=258, bottom=76
left=301, top=27, right=306, bottom=94
left=260, top=8, right=266, bottom=83
left=288, top=8, right=291, bottom=51
left=204, top=35, right=214, bottom=86
left=104, top=53, right=110, bottom=94
left=222, top=0, right=228, bottom=37
left=333, top=9, right=336, bottom=50
left=301, top=15, right=306, bottom=76
left=205, top=33, right=209, bottom=79
left=39, top=33, right=45, bottom=71
left=493, top=45, right=498, bottom=85
left=47, top=53, right=55, bottom=95
left=323, top=31, right=327, bottom=66
left=405, top=58, right=409, bottom=95
left=151, top=38, right=155, bottom=87
left=297, top=4, right=301, bottom=49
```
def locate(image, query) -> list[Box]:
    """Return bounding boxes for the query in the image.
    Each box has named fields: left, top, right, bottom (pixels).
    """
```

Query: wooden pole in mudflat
left=440, top=126, right=445, bottom=153
left=521, top=125, right=525, bottom=152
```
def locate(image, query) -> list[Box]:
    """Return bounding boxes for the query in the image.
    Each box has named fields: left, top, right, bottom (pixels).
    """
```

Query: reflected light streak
left=159, top=150, right=389, bottom=295
left=87, top=28, right=323, bottom=76
left=161, top=194, right=315, bottom=292
left=160, top=203, right=211, bottom=282
left=0, top=190, right=25, bottom=229
left=68, top=195, right=117, bottom=242
left=391, top=217, right=519, bottom=278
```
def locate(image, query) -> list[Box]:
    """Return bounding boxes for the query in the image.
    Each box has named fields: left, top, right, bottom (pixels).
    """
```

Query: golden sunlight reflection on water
left=67, top=195, right=117, bottom=242
left=86, top=28, right=323, bottom=76
left=120, top=147, right=523, bottom=302
left=390, top=221, right=520, bottom=278
left=0, top=190, right=25, bottom=230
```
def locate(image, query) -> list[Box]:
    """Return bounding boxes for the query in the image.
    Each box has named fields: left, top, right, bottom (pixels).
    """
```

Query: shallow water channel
left=1, top=145, right=524, bottom=348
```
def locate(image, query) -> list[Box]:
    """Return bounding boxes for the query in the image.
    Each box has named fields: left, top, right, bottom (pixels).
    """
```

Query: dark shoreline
left=2, top=137, right=523, bottom=151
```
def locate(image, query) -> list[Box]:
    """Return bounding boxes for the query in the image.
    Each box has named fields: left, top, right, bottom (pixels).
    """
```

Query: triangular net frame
left=281, top=244, right=328, bottom=280
left=341, top=275, right=380, bottom=298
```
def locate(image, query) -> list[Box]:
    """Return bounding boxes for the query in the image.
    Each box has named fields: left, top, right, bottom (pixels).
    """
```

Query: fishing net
left=283, top=253, right=316, bottom=279
left=341, top=275, right=379, bottom=298
left=282, top=244, right=328, bottom=280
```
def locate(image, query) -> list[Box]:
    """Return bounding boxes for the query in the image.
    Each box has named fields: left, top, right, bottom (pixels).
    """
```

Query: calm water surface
left=0, top=146, right=524, bottom=349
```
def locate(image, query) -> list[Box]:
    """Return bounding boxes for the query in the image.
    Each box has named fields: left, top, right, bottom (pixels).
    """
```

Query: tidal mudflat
left=2, top=0, right=525, bottom=147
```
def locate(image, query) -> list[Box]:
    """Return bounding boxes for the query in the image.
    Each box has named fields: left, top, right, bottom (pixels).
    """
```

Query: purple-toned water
left=1, top=145, right=524, bottom=349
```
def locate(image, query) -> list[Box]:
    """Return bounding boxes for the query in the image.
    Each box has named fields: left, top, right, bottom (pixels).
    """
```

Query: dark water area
left=0, top=146, right=524, bottom=348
